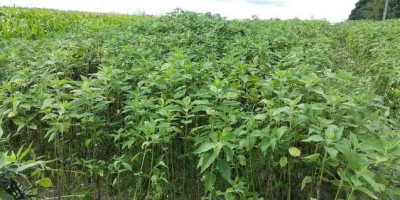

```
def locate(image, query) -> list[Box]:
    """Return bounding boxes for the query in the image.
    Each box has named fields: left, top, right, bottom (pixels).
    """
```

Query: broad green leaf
left=210, top=132, right=218, bottom=143
left=260, top=139, right=270, bottom=152
left=333, top=126, right=344, bottom=141
left=347, top=193, right=356, bottom=200
left=28, top=124, right=37, bottom=130
left=217, top=160, right=231, bottom=182
left=225, top=192, right=235, bottom=200
left=280, top=156, right=287, bottom=168
left=85, top=139, right=92, bottom=147
left=356, top=187, right=378, bottom=199
left=345, top=151, right=359, bottom=170
left=301, top=176, right=312, bottom=191
left=254, top=114, right=267, bottom=120
left=205, top=172, right=216, bottom=191
left=205, top=108, right=218, bottom=115
left=277, top=126, right=288, bottom=139
left=122, top=163, right=132, bottom=171
left=200, top=142, right=222, bottom=173
left=289, top=147, right=301, bottom=157
left=361, top=171, right=385, bottom=192
left=225, top=92, right=238, bottom=99
left=325, top=126, right=335, bottom=140
left=174, top=89, right=186, bottom=99
left=237, top=154, right=246, bottom=166
left=239, top=136, right=256, bottom=151
left=222, top=145, right=234, bottom=161
left=250, top=130, right=263, bottom=137
left=37, top=178, right=53, bottom=187
left=334, top=139, right=351, bottom=154
left=222, top=131, right=236, bottom=141
left=194, top=143, right=214, bottom=154
left=349, top=132, right=358, bottom=146
left=302, top=135, right=324, bottom=142
left=7, top=110, right=17, bottom=118
left=190, top=126, right=204, bottom=134
left=15, top=160, right=47, bottom=172
left=351, top=175, right=363, bottom=187
left=197, top=153, right=206, bottom=169
left=181, top=119, right=192, bottom=124
left=41, top=98, right=55, bottom=110
left=192, top=105, right=209, bottom=112
left=0, top=191, right=14, bottom=200
left=0, top=151, right=8, bottom=168
left=182, top=96, right=191, bottom=107
left=192, top=100, right=209, bottom=105
left=7, top=151, right=15, bottom=163
left=324, top=146, right=338, bottom=159
left=337, top=168, right=350, bottom=182
left=303, top=153, right=320, bottom=162
left=272, top=106, right=290, bottom=116
left=270, top=137, right=277, bottom=149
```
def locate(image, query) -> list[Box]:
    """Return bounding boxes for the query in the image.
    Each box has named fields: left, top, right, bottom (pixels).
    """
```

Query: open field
left=1, top=7, right=400, bottom=200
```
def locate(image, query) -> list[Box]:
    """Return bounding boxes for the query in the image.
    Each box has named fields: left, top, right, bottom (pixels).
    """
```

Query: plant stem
left=334, top=179, right=343, bottom=200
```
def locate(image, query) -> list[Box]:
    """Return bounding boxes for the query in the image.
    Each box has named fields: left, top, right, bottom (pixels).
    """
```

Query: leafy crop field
left=1, top=7, right=400, bottom=200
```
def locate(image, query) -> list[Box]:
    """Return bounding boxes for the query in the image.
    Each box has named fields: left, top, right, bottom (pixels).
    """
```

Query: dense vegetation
left=1, top=7, right=400, bottom=200
left=349, top=0, right=400, bottom=20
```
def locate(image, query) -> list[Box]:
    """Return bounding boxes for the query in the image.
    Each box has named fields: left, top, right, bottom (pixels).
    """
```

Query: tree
left=349, top=0, right=400, bottom=20
left=349, top=0, right=369, bottom=20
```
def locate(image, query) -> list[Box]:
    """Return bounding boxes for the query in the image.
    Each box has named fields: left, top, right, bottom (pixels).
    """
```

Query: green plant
left=0, top=144, right=52, bottom=200
left=1, top=7, right=400, bottom=200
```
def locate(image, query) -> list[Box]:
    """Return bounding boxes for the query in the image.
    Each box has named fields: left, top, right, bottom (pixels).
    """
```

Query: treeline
left=349, top=0, right=400, bottom=20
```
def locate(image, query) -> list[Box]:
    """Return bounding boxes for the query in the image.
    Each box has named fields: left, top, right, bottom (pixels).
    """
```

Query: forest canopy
left=349, top=0, right=400, bottom=20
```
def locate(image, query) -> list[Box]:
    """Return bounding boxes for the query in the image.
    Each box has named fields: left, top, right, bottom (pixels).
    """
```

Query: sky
left=1, top=0, right=359, bottom=22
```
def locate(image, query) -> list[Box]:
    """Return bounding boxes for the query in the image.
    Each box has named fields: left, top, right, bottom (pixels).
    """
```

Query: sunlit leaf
left=194, top=143, right=214, bottom=154
left=302, top=135, right=324, bottom=142
left=37, top=178, right=53, bottom=187
left=301, top=176, right=312, bottom=191
left=279, top=156, right=287, bottom=168
left=289, top=147, right=301, bottom=157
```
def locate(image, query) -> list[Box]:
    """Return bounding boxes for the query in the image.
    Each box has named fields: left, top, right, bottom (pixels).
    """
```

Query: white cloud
left=245, top=0, right=291, bottom=7
left=1, top=0, right=359, bottom=22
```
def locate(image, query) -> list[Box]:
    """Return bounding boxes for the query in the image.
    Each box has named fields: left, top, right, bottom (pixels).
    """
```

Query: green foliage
left=0, top=145, right=52, bottom=200
left=349, top=0, right=400, bottom=20
left=0, top=7, right=400, bottom=200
